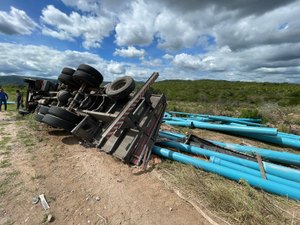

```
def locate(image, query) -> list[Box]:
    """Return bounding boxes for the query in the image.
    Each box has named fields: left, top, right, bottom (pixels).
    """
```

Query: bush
left=239, top=109, right=261, bottom=119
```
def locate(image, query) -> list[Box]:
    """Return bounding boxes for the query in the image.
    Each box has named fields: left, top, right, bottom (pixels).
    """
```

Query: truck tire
left=61, top=67, right=75, bottom=75
left=34, top=113, right=44, bottom=122
left=73, top=70, right=101, bottom=89
left=58, top=73, right=80, bottom=89
left=106, top=76, right=135, bottom=101
left=77, top=64, right=103, bottom=82
left=48, top=106, right=82, bottom=123
left=38, top=105, right=50, bottom=115
left=42, top=114, right=76, bottom=132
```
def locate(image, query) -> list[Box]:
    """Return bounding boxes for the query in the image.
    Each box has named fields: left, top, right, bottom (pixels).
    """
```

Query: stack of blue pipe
left=163, top=111, right=300, bottom=150
left=154, top=130, right=300, bottom=201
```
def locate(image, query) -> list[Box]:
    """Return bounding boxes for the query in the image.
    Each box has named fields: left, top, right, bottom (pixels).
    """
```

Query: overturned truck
left=34, top=64, right=167, bottom=167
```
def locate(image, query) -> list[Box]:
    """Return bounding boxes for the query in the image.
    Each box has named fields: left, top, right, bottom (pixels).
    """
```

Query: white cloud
left=172, top=53, right=222, bottom=71
left=163, top=54, right=174, bottom=60
left=213, top=1, right=300, bottom=50
left=155, top=9, right=205, bottom=51
left=111, top=0, right=300, bottom=52
left=142, top=58, right=162, bottom=67
left=61, top=0, right=128, bottom=16
left=0, top=7, right=37, bottom=35
left=114, top=46, right=145, bottom=58
left=173, top=53, right=203, bottom=70
left=54, top=0, right=300, bottom=54
left=2, top=1, right=300, bottom=83
left=41, top=5, right=114, bottom=49
left=0, top=42, right=105, bottom=78
left=1, top=42, right=300, bottom=83
left=114, top=0, right=158, bottom=46
left=0, top=42, right=154, bottom=81
left=123, top=65, right=155, bottom=81
left=107, top=63, right=126, bottom=74
left=61, top=0, right=101, bottom=13
left=52, top=0, right=300, bottom=60
left=41, top=26, right=74, bottom=41
left=172, top=43, right=300, bottom=80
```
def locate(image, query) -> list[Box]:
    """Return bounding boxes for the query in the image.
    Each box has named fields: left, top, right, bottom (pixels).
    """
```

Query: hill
left=152, top=79, right=300, bottom=106
left=0, top=75, right=29, bottom=86
left=0, top=75, right=57, bottom=87
left=0, top=75, right=114, bottom=87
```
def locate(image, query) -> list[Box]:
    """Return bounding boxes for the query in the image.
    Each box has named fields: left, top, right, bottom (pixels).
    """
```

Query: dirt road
left=0, top=112, right=208, bottom=225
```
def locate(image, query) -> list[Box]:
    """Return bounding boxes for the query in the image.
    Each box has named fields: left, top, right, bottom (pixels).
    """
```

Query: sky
left=0, top=0, right=300, bottom=82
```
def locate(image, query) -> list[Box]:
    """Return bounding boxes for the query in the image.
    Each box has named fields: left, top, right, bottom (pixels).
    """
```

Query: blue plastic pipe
left=168, top=111, right=207, bottom=117
left=159, top=130, right=186, bottom=139
left=163, top=117, right=213, bottom=122
left=205, top=115, right=264, bottom=127
left=278, top=132, right=300, bottom=140
left=168, top=111, right=262, bottom=123
left=175, top=117, right=214, bottom=122
left=192, top=121, right=277, bottom=135
left=165, top=116, right=258, bottom=125
left=163, top=117, right=187, bottom=122
left=163, top=120, right=191, bottom=127
left=210, top=156, right=300, bottom=190
left=202, top=115, right=262, bottom=123
left=164, top=118, right=300, bottom=149
left=152, top=146, right=300, bottom=200
left=163, top=120, right=278, bottom=136
left=159, top=130, right=300, bottom=167
left=211, top=140, right=300, bottom=167
left=164, top=112, right=172, bottom=118
left=226, top=122, right=247, bottom=126
left=159, top=141, right=300, bottom=183
left=226, top=132, right=300, bottom=149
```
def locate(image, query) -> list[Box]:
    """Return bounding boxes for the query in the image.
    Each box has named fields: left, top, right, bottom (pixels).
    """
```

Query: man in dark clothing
left=16, top=90, right=23, bottom=109
left=0, top=88, right=8, bottom=111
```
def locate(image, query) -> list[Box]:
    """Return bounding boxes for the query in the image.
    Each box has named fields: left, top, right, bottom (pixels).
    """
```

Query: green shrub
left=239, top=109, right=261, bottom=119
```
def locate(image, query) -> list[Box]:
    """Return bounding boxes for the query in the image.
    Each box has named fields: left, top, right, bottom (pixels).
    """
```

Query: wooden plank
left=256, top=154, right=267, bottom=179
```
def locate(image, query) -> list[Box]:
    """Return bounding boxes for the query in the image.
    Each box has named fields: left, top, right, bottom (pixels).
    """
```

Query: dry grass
left=0, top=159, right=11, bottom=168
left=0, top=136, right=12, bottom=148
left=156, top=161, right=300, bottom=225
left=0, top=171, right=20, bottom=197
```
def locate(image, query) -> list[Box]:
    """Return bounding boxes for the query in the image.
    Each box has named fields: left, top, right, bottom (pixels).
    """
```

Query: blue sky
left=0, top=0, right=300, bottom=82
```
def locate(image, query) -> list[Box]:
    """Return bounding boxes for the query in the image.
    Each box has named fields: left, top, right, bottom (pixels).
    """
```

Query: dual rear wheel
left=35, top=105, right=82, bottom=132
left=58, top=64, right=104, bottom=89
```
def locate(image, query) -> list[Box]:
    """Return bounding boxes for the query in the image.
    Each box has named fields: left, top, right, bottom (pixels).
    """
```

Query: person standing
left=0, top=88, right=8, bottom=111
left=16, top=90, right=23, bottom=109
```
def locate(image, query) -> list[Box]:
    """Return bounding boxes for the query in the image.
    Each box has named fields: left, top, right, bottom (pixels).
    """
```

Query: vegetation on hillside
left=152, top=79, right=300, bottom=107
left=0, top=75, right=56, bottom=86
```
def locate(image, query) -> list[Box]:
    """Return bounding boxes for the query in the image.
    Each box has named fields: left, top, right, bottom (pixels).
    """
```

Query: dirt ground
left=0, top=112, right=210, bottom=225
